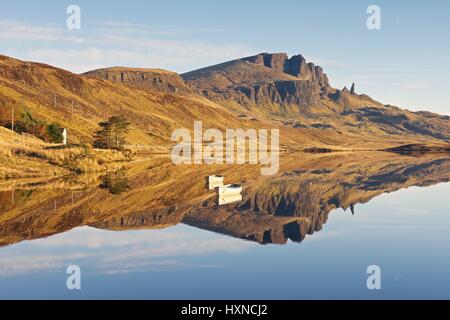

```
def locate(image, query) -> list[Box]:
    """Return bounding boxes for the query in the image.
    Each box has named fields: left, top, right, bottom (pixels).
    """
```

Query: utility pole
left=11, top=106, right=14, bottom=132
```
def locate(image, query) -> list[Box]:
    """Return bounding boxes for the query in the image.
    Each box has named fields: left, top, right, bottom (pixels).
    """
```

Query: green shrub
left=47, top=123, right=63, bottom=143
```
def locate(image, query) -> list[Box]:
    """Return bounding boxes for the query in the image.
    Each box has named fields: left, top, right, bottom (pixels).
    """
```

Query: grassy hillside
left=0, top=126, right=129, bottom=179
left=0, top=55, right=265, bottom=147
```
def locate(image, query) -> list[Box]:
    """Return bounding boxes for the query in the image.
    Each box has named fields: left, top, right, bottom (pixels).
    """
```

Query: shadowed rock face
left=243, top=53, right=330, bottom=87
left=239, top=80, right=321, bottom=106
left=182, top=52, right=330, bottom=106
left=183, top=206, right=328, bottom=245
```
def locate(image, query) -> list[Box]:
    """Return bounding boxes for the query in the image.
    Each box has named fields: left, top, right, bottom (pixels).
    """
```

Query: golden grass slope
left=0, top=126, right=129, bottom=179
left=0, top=55, right=260, bottom=147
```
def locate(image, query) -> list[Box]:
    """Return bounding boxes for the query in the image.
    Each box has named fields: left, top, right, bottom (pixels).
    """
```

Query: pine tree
left=94, top=116, right=130, bottom=150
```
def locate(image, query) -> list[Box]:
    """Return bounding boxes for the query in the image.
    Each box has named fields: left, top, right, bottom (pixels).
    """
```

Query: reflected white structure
left=217, top=184, right=243, bottom=195
left=216, top=184, right=243, bottom=205
left=218, top=193, right=243, bottom=206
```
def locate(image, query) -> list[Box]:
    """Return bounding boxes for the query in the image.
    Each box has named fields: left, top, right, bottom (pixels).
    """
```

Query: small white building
left=62, top=128, right=67, bottom=145
left=207, top=175, right=224, bottom=190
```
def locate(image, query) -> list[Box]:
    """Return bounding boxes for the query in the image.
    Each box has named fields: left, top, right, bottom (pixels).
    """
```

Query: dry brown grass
left=0, top=127, right=130, bottom=179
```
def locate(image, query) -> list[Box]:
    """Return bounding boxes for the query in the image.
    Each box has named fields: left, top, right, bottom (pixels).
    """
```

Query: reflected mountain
left=184, top=154, right=450, bottom=244
left=0, top=152, right=449, bottom=247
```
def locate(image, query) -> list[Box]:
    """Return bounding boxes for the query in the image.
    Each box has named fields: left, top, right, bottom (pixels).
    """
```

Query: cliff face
left=183, top=208, right=328, bottom=245
left=83, top=67, right=192, bottom=94
left=243, top=53, right=330, bottom=88
left=239, top=80, right=321, bottom=106
left=182, top=52, right=330, bottom=106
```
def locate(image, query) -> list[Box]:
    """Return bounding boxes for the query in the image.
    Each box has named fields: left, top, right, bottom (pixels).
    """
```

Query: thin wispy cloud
left=0, top=19, right=85, bottom=43
left=0, top=19, right=251, bottom=73
left=0, top=226, right=254, bottom=277
left=95, top=21, right=225, bottom=36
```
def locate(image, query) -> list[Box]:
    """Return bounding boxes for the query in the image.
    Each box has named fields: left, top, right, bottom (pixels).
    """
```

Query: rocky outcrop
left=83, top=67, right=192, bottom=94
left=330, top=86, right=353, bottom=105
left=182, top=52, right=330, bottom=107
left=183, top=209, right=328, bottom=245
left=238, top=80, right=321, bottom=106
left=385, top=143, right=450, bottom=153
left=242, top=53, right=330, bottom=88
left=91, top=205, right=186, bottom=230
left=243, top=52, right=288, bottom=73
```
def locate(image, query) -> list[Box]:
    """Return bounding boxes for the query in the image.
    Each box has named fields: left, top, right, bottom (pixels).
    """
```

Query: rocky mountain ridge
left=83, top=67, right=192, bottom=94
left=182, top=52, right=331, bottom=106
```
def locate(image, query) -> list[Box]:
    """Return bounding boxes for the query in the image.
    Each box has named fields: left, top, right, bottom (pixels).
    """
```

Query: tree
left=94, top=116, right=130, bottom=150
left=47, top=123, right=64, bottom=143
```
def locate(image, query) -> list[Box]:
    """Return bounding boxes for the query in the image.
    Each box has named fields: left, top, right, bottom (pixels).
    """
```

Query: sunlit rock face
left=182, top=52, right=330, bottom=106
left=84, top=67, right=192, bottom=94
left=243, top=53, right=330, bottom=87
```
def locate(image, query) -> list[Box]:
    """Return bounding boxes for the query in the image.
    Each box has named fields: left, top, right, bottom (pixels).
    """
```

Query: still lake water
left=0, top=153, right=449, bottom=299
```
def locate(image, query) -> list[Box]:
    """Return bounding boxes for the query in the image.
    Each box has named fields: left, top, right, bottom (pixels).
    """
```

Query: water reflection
left=99, top=169, right=130, bottom=195
left=218, top=193, right=243, bottom=206
left=0, top=152, right=449, bottom=248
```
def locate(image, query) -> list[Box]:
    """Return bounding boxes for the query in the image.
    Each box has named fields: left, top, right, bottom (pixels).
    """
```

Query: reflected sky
left=0, top=182, right=449, bottom=300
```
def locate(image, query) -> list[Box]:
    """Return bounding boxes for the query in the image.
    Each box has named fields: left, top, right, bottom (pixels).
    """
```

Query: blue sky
left=0, top=0, right=449, bottom=114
